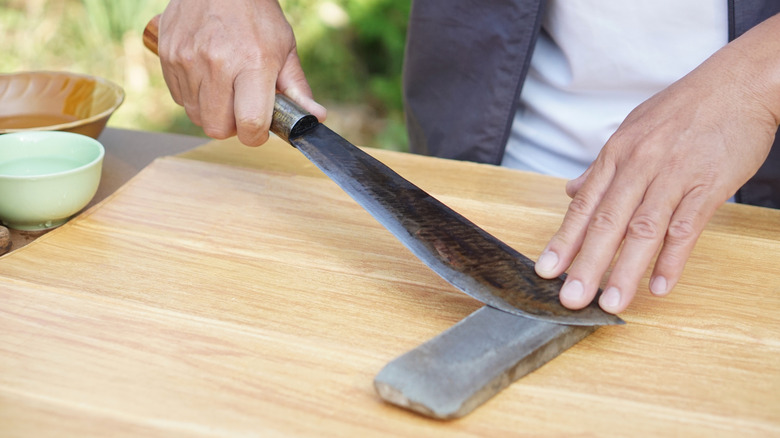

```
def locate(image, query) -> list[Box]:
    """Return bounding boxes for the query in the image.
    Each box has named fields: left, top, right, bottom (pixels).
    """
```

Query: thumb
left=277, top=51, right=327, bottom=122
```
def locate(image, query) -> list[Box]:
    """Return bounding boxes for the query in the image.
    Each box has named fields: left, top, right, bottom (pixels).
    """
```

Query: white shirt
left=501, top=1, right=729, bottom=179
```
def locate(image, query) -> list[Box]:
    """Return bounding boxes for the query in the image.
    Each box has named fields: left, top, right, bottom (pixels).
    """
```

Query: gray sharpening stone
left=374, top=306, right=597, bottom=419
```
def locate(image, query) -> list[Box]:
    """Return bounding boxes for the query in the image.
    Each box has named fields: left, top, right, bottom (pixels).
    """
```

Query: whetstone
left=374, top=306, right=597, bottom=419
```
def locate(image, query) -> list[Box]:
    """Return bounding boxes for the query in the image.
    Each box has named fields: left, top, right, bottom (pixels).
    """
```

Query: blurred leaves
left=2, top=0, right=410, bottom=150
left=80, top=0, right=163, bottom=41
left=284, top=0, right=410, bottom=150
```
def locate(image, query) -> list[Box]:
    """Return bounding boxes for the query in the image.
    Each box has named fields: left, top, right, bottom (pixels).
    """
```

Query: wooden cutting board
left=0, top=136, right=778, bottom=437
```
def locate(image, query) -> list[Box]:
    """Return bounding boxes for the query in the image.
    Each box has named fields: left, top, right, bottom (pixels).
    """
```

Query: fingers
left=157, top=11, right=202, bottom=127
left=157, top=0, right=324, bottom=146
left=232, top=52, right=327, bottom=146
left=234, top=67, right=275, bottom=146
left=173, top=50, right=323, bottom=146
left=535, top=160, right=615, bottom=281
left=648, top=191, right=714, bottom=297
left=538, top=159, right=715, bottom=315
left=198, top=65, right=238, bottom=140
left=594, top=179, right=683, bottom=313
left=532, top=19, right=780, bottom=315
left=565, top=166, right=592, bottom=198
left=277, top=52, right=328, bottom=122
left=546, top=160, right=650, bottom=311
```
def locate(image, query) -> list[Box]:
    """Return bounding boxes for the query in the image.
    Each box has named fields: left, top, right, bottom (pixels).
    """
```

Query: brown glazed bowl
left=0, top=71, right=124, bottom=139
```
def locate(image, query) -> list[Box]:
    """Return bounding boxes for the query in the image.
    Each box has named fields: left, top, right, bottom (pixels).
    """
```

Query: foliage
left=1, top=0, right=410, bottom=150
left=283, top=0, right=411, bottom=150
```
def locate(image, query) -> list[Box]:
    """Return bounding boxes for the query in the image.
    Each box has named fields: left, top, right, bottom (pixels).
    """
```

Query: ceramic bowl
left=0, top=71, right=124, bottom=139
left=0, top=131, right=104, bottom=231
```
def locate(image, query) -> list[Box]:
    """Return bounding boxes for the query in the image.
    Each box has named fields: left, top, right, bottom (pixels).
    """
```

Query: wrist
left=724, top=13, right=780, bottom=126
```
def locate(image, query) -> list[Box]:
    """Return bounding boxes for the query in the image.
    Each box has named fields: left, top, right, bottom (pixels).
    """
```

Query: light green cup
left=0, top=131, right=104, bottom=230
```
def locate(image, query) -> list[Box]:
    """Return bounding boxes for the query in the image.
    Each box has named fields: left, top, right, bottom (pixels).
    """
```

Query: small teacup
left=0, top=131, right=104, bottom=230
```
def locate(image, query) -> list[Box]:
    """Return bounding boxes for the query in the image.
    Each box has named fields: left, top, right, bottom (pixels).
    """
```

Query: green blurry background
left=1, top=0, right=410, bottom=151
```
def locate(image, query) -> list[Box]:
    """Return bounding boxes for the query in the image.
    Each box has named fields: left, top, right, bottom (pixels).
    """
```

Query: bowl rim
left=0, top=70, right=125, bottom=135
left=0, top=131, right=105, bottom=180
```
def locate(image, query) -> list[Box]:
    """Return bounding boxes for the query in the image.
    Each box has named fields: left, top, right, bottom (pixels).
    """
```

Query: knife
left=143, top=16, right=622, bottom=326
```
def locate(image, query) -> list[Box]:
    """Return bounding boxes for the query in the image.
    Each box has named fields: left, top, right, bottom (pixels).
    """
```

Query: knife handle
left=143, top=15, right=319, bottom=142
left=142, top=15, right=162, bottom=56
left=270, top=94, right=320, bottom=142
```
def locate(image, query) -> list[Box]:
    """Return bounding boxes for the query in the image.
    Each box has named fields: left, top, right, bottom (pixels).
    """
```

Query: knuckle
left=205, top=53, right=231, bottom=73
left=588, top=208, right=621, bottom=233
left=237, top=120, right=270, bottom=146
left=234, top=46, right=278, bottom=73
left=166, top=45, right=196, bottom=70
left=203, top=43, right=245, bottom=73
left=567, top=194, right=595, bottom=218
left=179, top=52, right=197, bottom=70
left=239, top=131, right=269, bottom=147
left=626, top=214, right=661, bottom=241
left=666, top=216, right=697, bottom=244
left=236, top=114, right=268, bottom=132
left=202, top=124, right=234, bottom=140
left=183, top=106, right=202, bottom=126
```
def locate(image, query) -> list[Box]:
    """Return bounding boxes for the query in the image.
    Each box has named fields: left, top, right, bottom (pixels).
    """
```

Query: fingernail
left=650, top=276, right=668, bottom=296
left=535, top=250, right=559, bottom=276
left=600, top=287, right=621, bottom=310
left=560, top=280, right=584, bottom=302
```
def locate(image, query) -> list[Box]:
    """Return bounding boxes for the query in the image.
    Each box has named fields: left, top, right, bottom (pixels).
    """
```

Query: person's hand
left=158, top=0, right=326, bottom=146
left=535, top=14, right=780, bottom=314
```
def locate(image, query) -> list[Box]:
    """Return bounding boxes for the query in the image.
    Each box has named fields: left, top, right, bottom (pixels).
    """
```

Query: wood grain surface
left=0, top=136, right=778, bottom=437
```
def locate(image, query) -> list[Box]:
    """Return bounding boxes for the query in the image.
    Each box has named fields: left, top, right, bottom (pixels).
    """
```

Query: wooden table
left=1, top=133, right=778, bottom=437
left=5, top=128, right=208, bottom=252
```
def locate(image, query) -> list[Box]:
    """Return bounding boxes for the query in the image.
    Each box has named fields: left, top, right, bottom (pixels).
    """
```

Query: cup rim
left=0, top=131, right=105, bottom=180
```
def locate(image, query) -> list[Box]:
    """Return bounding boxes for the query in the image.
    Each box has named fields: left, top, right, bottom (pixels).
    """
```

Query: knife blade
left=144, top=16, right=622, bottom=326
